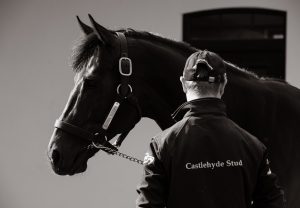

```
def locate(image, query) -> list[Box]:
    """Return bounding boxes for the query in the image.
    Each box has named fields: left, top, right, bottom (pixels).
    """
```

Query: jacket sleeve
left=252, top=151, right=285, bottom=208
left=136, top=138, right=168, bottom=208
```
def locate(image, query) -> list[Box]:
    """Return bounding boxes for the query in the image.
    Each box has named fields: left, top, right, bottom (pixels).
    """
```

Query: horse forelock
left=71, top=33, right=101, bottom=73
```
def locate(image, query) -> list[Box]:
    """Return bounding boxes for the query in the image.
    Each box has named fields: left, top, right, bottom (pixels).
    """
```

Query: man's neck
left=186, top=92, right=221, bottom=101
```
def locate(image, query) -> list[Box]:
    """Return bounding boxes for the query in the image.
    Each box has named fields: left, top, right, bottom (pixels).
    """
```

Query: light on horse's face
left=48, top=57, right=109, bottom=175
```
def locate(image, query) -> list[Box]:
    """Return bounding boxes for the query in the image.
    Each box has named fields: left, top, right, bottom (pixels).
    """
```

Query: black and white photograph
left=1, top=0, right=300, bottom=208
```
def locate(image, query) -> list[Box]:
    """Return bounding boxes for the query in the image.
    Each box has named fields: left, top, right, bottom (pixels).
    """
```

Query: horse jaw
left=47, top=128, right=99, bottom=175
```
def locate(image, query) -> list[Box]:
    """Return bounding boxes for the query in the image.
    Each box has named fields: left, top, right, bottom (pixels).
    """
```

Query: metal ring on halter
left=92, top=141, right=104, bottom=149
left=92, top=135, right=108, bottom=149
left=117, top=84, right=133, bottom=96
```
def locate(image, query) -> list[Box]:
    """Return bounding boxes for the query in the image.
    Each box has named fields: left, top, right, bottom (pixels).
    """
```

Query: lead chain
left=89, top=143, right=144, bottom=165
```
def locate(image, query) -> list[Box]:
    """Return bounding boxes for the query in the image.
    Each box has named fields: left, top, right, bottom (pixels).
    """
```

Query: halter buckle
left=119, top=57, right=132, bottom=76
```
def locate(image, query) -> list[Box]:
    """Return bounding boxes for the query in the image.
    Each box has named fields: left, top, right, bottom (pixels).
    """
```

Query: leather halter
left=54, top=32, right=141, bottom=153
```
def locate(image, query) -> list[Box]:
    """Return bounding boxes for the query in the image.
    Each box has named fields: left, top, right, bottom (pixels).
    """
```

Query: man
left=136, top=50, right=285, bottom=208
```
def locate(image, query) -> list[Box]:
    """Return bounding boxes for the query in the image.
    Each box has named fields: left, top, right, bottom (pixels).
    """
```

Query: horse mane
left=71, top=29, right=196, bottom=73
left=225, top=61, right=259, bottom=79
left=71, top=28, right=287, bottom=84
left=225, top=61, right=288, bottom=83
left=120, top=29, right=197, bottom=53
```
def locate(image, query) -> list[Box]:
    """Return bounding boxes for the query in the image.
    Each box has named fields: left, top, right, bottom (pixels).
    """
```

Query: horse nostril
left=51, top=150, right=60, bottom=166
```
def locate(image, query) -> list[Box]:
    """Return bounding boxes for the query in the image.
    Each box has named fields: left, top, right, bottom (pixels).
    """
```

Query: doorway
left=183, top=8, right=286, bottom=79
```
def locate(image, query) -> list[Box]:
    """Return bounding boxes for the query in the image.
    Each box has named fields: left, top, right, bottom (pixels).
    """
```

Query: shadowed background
left=0, top=0, right=300, bottom=208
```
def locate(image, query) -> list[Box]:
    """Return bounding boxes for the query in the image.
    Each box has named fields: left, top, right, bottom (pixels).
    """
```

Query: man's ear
left=180, top=76, right=187, bottom=94
left=219, top=74, right=228, bottom=96
left=223, top=73, right=228, bottom=85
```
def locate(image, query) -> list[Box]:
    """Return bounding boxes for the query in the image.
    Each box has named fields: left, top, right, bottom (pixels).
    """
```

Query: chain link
left=89, top=143, right=144, bottom=165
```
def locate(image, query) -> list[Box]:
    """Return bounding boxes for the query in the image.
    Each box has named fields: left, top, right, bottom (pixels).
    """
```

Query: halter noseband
left=54, top=32, right=141, bottom=153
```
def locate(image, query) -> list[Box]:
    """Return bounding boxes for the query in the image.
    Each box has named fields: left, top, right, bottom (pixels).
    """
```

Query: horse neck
left=129, top=38, right=195, bottom=129
left=222, top=62, right=275, bottom=140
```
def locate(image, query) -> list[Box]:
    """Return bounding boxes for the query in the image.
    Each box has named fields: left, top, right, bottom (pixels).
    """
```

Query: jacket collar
left=172, top=97, right=227, bottom=122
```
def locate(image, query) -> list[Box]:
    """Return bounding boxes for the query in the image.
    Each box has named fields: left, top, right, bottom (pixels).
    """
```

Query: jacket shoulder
left=229, top=119, right=267, bottom=154
left=151, top=117, right=190, bottom=156
left=153, top=117, right=189, bottom=141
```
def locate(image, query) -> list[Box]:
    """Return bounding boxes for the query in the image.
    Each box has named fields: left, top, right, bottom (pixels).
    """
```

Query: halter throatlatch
left=54, top=32, right=142, bottom=156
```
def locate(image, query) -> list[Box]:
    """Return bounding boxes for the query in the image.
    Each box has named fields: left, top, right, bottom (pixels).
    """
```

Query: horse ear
left=88, top=14, right=114, bottom=45
left=76, top=16, right=93, bottom=35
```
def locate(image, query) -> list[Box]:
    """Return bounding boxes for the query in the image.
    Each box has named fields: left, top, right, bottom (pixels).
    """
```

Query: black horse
left=47, top=15, right=300, bottom=208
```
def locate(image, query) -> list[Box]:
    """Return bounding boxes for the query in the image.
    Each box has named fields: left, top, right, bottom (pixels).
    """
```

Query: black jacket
left=136, top=98, right=285, bottom=208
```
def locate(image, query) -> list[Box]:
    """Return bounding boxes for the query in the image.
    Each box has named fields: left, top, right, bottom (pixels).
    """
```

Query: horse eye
left=83, top=78, right=98, bottom=89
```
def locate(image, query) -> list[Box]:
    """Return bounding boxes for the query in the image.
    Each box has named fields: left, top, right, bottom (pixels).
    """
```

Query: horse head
left=47, top=15, right=141, bottom=175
